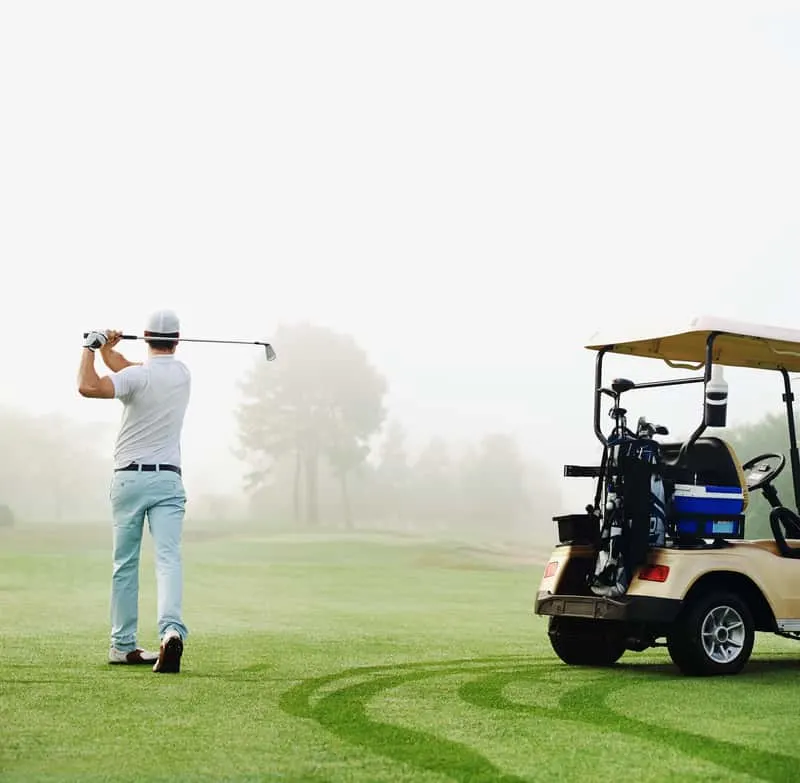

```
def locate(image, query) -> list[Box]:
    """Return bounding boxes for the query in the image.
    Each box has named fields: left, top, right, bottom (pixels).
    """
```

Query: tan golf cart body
left=534, top=316, right=800, bottom=675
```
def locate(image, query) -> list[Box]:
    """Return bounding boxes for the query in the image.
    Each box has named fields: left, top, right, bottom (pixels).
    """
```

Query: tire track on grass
left=280, top=656, right=534, bottom=783
left=460, top=667, right=798, bottom=782
left=282, top=656, right=800, bottom=783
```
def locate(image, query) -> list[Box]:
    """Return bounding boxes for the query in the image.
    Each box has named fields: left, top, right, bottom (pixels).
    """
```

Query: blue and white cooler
left=671, top=483, right=746, bottom=538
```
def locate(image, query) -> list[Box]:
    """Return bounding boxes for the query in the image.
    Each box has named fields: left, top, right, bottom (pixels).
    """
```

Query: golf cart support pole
left=680, top=331, right=722, bottom=455
left=593, top=347, right=611, bottom=446
left=779, top=367, right=800, bottom=514
left=592, top=347, right=707, bottom=447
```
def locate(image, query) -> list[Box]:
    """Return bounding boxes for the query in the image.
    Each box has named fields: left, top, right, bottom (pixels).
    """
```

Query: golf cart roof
left=585, top=315, right=800, bottom=372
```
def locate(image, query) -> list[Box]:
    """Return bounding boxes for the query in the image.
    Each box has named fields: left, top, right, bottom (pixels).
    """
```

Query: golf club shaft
left=83, top=333, right=269, bottom=347
left=82, top=332, right=276, bottom=360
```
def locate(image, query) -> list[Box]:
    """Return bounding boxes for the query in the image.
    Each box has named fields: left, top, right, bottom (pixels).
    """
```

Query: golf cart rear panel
left=537, top=543, right=793, bottom=612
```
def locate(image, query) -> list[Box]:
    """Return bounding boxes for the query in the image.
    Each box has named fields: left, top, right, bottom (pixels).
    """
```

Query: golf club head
left=264, top=343, right=276, bottom=361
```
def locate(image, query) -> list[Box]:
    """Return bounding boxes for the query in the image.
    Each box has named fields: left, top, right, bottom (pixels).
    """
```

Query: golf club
left=83, top=332, right=277, bottom=361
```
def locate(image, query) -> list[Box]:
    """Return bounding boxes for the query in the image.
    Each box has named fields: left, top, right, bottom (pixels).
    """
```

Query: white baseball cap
left=144, top=309, right=180, bottom=337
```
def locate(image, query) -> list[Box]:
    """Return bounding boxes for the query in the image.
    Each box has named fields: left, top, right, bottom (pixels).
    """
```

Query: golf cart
left=534, top=316, right=800, bottom=676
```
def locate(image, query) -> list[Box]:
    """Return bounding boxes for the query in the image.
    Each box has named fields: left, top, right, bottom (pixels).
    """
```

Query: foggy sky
left=2, top=2, right=800, bottom=508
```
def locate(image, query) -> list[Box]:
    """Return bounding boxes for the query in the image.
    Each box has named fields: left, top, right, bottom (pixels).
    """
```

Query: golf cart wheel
left=547, top=616, right=626, bottom=667
left=667, top=591, right=754, bottom=676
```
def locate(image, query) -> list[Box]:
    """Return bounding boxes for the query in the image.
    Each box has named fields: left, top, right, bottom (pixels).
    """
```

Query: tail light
left=638, top=564, right=670, bottom=582
left=543, top=560, right=559, bottom=579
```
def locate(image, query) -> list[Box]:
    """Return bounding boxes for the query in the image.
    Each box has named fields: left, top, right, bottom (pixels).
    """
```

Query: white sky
left=2, top=1, right=800, bottom=506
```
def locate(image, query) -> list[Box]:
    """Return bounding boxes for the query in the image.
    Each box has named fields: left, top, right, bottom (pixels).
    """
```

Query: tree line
left=0, top=407, right=116, bottom=523
left=233, top=322, right=563, bottom=541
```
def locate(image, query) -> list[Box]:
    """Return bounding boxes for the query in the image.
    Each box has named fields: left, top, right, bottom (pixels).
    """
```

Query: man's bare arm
left=78, top=346, right=115, bottom=399
left=99, top=330, right=141, bottom=372
left=100, top=347, right=138, bottom=372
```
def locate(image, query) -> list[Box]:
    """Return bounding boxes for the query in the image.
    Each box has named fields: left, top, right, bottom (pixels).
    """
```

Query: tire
left=667, top=591, right=754, bottom=676
left=548, top=616, right=626, bottom=667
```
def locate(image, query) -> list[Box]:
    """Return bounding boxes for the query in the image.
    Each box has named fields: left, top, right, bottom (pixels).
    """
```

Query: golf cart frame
left=590, top=329, right=800, bottom=519
left=534, top=316, right=800, bottom=675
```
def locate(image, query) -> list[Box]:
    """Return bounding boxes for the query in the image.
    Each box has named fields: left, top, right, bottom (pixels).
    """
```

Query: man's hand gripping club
left=83, top=330, right=108, bottom=352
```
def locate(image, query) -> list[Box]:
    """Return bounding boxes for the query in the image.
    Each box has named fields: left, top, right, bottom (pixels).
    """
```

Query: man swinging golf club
left=78, top=309, right=190, bottom=673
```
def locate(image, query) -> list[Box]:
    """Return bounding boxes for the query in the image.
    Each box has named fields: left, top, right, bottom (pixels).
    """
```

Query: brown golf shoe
left=152, top=631, right=183, bottom=673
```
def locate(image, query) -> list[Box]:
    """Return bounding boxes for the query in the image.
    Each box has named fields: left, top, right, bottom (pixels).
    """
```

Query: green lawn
left=2, top=523, right=800, bottom=782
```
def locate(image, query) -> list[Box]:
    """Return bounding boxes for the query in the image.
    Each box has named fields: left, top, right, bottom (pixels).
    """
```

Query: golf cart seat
left=660, top=437, right=749, bottom=499
left=659, top=437, right=749, bottom=540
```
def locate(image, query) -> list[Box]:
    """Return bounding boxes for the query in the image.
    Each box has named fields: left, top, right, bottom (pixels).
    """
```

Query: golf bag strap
left=594, top=446, right=608, bottom=511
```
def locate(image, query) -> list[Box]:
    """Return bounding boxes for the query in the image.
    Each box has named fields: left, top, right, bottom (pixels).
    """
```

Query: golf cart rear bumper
left=535, top=591, right=682, bottom=623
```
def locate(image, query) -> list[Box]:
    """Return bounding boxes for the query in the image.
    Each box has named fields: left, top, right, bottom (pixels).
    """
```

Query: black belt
left=116, top=463, right=182, bottom=476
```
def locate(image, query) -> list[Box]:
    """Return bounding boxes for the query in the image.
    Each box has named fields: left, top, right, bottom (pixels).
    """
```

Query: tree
left=458, top=432, right=529, bottom=531
left=325, top=422, right=369, bottom=529
left=378, top=420, right=410, bottom=478
left=235, top=322, right=387, bottom=528
left=409, top=436, right=457, bottom=529
left=373, top=420, right=411, bottom=526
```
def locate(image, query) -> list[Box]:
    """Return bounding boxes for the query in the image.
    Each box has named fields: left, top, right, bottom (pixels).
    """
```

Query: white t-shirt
left=109, top=355, right=191, bottom=469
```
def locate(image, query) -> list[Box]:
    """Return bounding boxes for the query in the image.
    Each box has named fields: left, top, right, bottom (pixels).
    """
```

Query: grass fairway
left=3, top=524, right=800, bottom=782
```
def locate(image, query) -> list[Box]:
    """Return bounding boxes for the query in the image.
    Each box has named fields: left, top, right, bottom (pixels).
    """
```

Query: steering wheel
left=741, top=453, right=786, bottom=492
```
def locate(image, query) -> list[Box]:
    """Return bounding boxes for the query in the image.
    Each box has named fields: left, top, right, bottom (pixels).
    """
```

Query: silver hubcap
left=701, top=605, right=746, bottom=664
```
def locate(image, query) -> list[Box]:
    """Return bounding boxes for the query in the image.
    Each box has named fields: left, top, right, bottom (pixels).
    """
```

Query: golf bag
left=589, top=435, right=667, bottom=597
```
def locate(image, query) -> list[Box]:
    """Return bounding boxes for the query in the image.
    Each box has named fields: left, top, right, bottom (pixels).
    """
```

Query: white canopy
left=585, top=315, right=800, bottom=372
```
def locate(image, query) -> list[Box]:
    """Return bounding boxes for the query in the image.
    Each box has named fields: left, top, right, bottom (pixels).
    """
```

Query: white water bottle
left=705, top=364, right=728, bottom=427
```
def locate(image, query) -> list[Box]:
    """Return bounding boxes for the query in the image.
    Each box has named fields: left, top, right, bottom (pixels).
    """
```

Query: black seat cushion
left=659, top=437, right=743, bottom=489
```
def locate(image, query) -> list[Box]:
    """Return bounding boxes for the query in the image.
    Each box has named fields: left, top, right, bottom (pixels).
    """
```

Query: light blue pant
left=109, top=470, right=188, bottom=652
